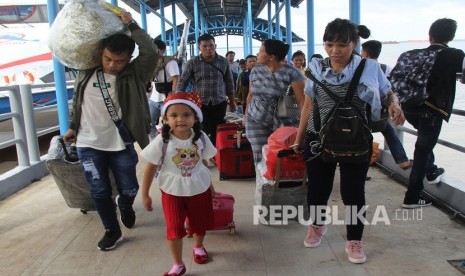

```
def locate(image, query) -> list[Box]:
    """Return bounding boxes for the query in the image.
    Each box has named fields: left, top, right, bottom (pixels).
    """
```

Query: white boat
left=0, top=1, right=74, bottom=114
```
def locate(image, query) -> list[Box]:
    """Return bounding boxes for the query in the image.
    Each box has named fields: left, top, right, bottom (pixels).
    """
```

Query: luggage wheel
left=80, top=208, right=88, bottom=214
left=228, top=222, right=236, bottom=234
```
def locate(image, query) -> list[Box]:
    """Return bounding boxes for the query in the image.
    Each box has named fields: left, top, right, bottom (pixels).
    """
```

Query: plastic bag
left=264, top=127, right=305, bottom=180
left=48, top=0, right=125, bottom=69
left=47, top=135, right=65, bottom=160
left=370, top=141, right=380, bottom=166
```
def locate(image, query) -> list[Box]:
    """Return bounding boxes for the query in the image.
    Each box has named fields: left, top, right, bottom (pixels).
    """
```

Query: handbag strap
left=198, top=57, right=226, bottom=81
left=271, top=74, right=293, bottom=96
left=96, top=68, right=120, bottom=123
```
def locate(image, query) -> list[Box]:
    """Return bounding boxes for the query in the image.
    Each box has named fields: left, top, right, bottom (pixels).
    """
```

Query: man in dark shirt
left=399, top=18, right=465, bottom=209
left=176, top=34, right=235, bottom=146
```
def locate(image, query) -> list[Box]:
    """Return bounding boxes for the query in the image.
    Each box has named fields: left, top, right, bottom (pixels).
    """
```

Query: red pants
left=161, top=189, right=213, bottom=240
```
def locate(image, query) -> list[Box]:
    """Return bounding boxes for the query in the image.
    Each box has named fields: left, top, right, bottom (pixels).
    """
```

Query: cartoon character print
left=172, top=145, right=200, bottom=177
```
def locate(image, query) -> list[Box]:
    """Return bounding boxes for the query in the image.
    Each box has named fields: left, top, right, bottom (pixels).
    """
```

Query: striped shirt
left=306, top=82, right=367, bottom=133
left=176, top=53, right=235, bottom=105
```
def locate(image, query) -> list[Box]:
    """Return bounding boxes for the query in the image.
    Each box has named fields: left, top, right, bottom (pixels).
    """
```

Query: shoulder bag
left=154, top=61, right=173, bottom=94
left=273, top=75, right=299, bottom=119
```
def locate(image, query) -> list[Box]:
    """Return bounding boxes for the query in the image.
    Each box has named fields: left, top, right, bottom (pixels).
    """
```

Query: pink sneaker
left=303, top=225, right=327, bottom=248
left=345, top=240, right=366, bottom=264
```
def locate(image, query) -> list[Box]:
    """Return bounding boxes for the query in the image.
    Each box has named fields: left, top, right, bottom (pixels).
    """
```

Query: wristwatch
left=126, top=20, right=138, bottom=27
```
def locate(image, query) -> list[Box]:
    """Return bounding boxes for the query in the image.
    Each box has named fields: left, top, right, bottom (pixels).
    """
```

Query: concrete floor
left=1, top=155, right=464, bottom=276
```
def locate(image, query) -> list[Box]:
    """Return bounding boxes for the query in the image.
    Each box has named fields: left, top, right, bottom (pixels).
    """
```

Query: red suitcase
left=210, top=193, right=236, bottom=233
left=186, top=192, right=236, bottom=234
left=216, top=122, right=242, bottom=132
left=215, top=128, right=255, bottom=180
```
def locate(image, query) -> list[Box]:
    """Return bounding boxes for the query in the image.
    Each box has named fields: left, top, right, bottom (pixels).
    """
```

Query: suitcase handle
left=58, top=138, right=79, bottom=162
left=277, top=149, right=300, bottom=158
left=275, top=149, right=306, bottom=189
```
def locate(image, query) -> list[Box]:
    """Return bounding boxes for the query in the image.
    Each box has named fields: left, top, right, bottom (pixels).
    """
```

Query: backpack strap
left=305, top=58, right=367, bottom=131
left=380, top=63, right=387, bottom=74
left=155, top=140, right=169, bottom=178
left=345, top=58, right=366, bottom=102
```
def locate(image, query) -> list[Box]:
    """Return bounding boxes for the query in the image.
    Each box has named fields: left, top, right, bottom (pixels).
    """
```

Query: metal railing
left=378, top=108, right=465, bottom=223
left=0, top=81, right=73, bottom=158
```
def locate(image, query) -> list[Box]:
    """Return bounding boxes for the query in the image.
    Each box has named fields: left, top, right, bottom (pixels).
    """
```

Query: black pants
left=403, top=106, right=443, bottom=203
left=201, top=100, right=227, bottom=146
left=306, top=157, right=369, bottom=241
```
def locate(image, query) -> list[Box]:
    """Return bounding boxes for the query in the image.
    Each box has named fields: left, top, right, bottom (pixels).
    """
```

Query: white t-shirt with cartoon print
left=140, top=130, right=217, bottom=196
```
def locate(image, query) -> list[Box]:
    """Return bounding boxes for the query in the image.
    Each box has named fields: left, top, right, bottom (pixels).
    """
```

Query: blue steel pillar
left=194, top=0, right=199, bottom=55
left=247, top=0, right=253, bottom=56
left=267, top=0, right=272, bottom=39
left=349, top=0, right=361, bottom=53
left=172, top=4, right=178, bottom=55
left=275, top=0, right=281, bottom=40
left=160, top=0, right=166, bottom=42
left=46, top=0, right=68, bottom=134
left=307, top=0, right=315, bottom=60
left=243, top=19, right=247, bottom=57
left=285, top=0, right=292, bottom=62
left=139, top=2, right=147, bottom=31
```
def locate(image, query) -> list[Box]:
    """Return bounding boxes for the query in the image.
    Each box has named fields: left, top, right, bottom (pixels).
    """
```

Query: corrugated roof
left=123, top=0, right=304, bottom=22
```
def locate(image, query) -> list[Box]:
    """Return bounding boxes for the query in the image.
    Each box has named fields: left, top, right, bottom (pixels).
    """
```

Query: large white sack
left=48, top=0, right=125, bottom=70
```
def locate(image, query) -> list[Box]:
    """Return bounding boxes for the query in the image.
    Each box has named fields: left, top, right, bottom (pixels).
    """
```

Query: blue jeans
left=381, top=122, right=408, bottom=164
left=77, top=144, right=139, bottom=231
left=403, top=106, right=443, bottom=202
left=149, top=100, right=163, bottom=140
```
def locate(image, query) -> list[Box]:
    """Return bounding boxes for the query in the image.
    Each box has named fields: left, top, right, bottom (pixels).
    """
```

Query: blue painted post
left=307, top=0, right=315, bottom=60
left=172, top=4, right=178, bottom=55
left=247, top=0, right=253, bottom=55
left=110, top=0, right=117, bottom=5
left=243, top=20, right=247, bottom=57
left=140, top=2, right=147, bottom=31
left=268, top=0, right=272, bottom=39
left=194, top=0, right=199, bottom=55
left=275, top=0, right=281, bottom=40
left=46, top=0, right=69, bottom=135
left=160, top=0, right=166, bottom=42
left=200, top=14, right=204, bottom=35
left=285, top=0, right=292, bottom=62
left=349, top=0, right=361, bottom=53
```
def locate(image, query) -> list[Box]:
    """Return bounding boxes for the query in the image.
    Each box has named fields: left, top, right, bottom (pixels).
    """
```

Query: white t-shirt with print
left=76, top=71, right=126, bottom=151
left=149, top=59, right=180, bottom=102
left=140, top=130, right=217, bottom=196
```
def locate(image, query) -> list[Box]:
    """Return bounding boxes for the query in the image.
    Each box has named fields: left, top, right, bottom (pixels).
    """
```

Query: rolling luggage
left=210, top=192, right=236, bottom=233
left=256, top=147, right=309, bottom=222
left=215, top=124, right=255, bottom=180
left=46, top=137, right=118, bottom=214
left=187, top=192, right=236, bottom=234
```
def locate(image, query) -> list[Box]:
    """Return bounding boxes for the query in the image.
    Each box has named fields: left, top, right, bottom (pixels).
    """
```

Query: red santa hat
left=161, top=92, right=203, bottom=122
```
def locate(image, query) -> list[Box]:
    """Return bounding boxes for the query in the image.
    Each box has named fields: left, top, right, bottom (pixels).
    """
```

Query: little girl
left=140, top=92, right=217, bottom=276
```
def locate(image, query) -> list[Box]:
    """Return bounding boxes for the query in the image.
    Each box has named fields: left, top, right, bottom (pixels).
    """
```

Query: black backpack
left=307, top=59, right=373, bottom=163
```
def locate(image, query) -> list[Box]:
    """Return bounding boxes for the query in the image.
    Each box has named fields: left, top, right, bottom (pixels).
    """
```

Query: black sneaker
left=426, top=168, right=445, bottom=184
left=116, top=195, right=136, bottom=229
left=402, top=197, right=432, bottom=209
left=98, top=229, right=123, bottom=251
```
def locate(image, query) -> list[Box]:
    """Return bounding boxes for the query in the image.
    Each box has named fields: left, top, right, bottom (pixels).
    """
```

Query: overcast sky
left=123, top=0, right=465, bottom=50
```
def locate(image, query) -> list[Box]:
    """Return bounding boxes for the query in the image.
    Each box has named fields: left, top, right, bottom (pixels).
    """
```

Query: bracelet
left=290, top=143, right=299, bottom=147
